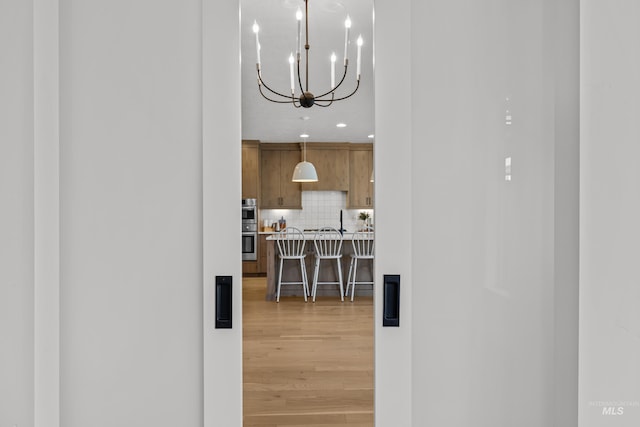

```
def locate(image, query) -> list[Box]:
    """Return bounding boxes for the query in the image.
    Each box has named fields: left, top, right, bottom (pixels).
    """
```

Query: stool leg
left=351, top=258, right=359, bottom=302
left=346, top=257, right=354, bottom=297
left=276, top=257, right=284, bottom=302
left=305, top=262, right=311, bottom=296
left=299, top=258, right=308, bottom=302
left=337, top=258, right=344, bottom=302
left=312, top=257, right=320, bottom=302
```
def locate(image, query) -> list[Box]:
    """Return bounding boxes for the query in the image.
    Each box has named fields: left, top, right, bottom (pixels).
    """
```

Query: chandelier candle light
left=253, top=0, right=363, bottom=108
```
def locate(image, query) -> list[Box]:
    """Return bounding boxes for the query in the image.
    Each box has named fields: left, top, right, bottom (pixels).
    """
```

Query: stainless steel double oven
left=242, top=198, right=258, bottom=261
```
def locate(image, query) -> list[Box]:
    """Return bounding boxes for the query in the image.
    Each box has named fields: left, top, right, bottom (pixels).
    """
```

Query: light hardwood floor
left=243, top=276, right=374, bottom=427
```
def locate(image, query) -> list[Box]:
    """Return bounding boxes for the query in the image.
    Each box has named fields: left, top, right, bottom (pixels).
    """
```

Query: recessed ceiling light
left=336, top=123, right=347, bottom=128
left=300, top=116, right=310, bottom=121
left=300, top=133, right=309, bottom=138
left=368, top=134, right=374, bottom=138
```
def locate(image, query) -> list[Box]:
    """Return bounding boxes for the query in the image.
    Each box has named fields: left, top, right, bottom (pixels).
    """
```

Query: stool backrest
left=352, top=228, right=375, bottom=257
left=276, top=227, right=306, bottom=257
left=313, top=227, right=343, bottom=257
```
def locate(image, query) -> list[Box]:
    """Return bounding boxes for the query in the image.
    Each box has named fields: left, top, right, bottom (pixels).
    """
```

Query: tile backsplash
left=260, top=191, right=373, bottom=232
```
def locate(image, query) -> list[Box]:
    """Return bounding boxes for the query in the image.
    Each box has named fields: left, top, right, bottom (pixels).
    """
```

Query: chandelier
left=252, top=0, right=363, bottom=108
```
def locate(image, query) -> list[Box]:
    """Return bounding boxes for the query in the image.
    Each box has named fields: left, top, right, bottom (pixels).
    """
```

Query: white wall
left=405, top=0, right=578, bottom=425
left=59, top=1, right=204, bottom=425
left=580, top=1, right=640, bottom=425
left=0, top=1, right=35, bottom=426
left=34, top=1, right=61, bottom=425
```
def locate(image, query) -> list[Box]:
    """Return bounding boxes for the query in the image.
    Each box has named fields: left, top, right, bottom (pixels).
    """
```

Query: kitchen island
left=265, top=232, right=374, bottom=301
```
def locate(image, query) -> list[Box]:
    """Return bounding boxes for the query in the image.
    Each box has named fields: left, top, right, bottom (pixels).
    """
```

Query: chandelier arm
left=258, top=84, right=298, bottom=105
left=312, top=93, right=335, bottom=107
left=296, top=59, right=315, bottom=106
left=258, top=71, right=297, bottom=101
left=296, top=59, right=306, bottom=96
left=315, top=64, right=349, bottom=99
left=316, top=78, right=360, bottom=103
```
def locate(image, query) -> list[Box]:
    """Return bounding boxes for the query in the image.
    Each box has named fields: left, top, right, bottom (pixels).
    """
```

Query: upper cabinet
left=246, top=142, right=373, bottom=209
left=242, top=140, right=259, bottom=199
left=348, top=144, right=374, bottom=208
left=260, top=144, right=302, bottom=209
left=301, top=143, right=350, bottom=192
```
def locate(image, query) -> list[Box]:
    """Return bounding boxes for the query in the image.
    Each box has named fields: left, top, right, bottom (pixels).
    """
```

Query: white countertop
left=265, top=231, right=372, bottom=241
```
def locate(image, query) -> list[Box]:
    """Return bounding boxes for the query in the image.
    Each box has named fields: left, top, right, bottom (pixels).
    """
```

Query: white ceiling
left=241, top=0, right=374, bottom=143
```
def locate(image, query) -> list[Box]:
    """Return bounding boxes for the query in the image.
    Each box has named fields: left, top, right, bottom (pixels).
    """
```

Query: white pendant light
left=292, top=161, right=318, bottom=182
left=292, top=135, right=318, bottom=182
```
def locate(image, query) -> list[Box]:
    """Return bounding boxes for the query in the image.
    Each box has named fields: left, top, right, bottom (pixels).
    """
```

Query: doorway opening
left=239, top=0, right=375, bottom=425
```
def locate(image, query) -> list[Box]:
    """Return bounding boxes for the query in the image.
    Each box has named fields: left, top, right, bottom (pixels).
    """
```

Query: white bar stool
left=275, top=227, right=309, bottom=302
left=345, top=228, right=374, bottom=301
left=311, top=227, right=344, bottom=302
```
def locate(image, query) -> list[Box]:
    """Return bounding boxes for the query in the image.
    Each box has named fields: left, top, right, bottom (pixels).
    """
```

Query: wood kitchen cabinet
left=242, top=140, right=259, bottom=199
left=301, top=143, right=349, bottom=192
left=242, top=260, right=258, bottom=275
left=260, top=144, right=302, bottom=209
left=348, top=144, right=374, bottom=208
left=258, top=234, right=268, bottom=274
